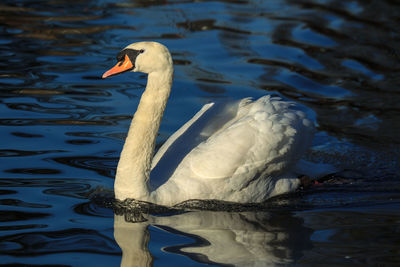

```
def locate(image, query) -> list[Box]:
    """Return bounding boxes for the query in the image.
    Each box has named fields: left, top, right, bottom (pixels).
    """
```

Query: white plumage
left=102, top=41, right=314, bottom=206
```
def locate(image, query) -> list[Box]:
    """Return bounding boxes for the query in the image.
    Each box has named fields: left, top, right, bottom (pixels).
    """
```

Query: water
left=0, top=0, right=399, bottom=266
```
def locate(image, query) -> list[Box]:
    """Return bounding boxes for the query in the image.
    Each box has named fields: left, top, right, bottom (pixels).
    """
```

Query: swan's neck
left=115, top=69, right=173, bottom=201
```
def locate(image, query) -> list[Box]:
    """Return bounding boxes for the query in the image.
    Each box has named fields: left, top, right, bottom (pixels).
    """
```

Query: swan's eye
left=139, top=49, right=145, bottom=54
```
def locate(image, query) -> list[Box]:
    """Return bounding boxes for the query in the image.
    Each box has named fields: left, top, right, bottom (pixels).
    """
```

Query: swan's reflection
left=114, top=209, right=312, bottom=266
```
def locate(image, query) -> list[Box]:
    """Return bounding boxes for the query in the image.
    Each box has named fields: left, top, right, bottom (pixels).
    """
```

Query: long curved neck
left=114, top=68, right=173, bottom=201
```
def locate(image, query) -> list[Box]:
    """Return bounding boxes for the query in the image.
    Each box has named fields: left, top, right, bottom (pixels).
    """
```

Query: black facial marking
left=116, top=48, right=143, bottom=67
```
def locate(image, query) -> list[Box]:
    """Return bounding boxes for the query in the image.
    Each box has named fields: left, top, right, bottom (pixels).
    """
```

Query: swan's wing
left=185, top=96, right=314, bottom=182
left=187, top=116, right=257, bottom=179
left=151, top=102, right=214, bottom=169
left=150, top=99, right=246, bottom=189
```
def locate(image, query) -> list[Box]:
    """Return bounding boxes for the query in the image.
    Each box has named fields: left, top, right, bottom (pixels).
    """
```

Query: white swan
left=102, top=41, right=314, bottom=206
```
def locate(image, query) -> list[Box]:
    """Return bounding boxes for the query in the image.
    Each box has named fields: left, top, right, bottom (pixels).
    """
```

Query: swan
left=102, top=41, right=314, bottom=206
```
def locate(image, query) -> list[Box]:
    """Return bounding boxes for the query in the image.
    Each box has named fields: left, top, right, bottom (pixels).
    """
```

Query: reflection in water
left=114, top=209, right=312, bottom=266
left=114, top=215, right=152, bottom=267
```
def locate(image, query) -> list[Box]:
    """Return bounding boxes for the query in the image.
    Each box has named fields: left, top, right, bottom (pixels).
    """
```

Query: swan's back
left=150, top=95, right=314, bottom=205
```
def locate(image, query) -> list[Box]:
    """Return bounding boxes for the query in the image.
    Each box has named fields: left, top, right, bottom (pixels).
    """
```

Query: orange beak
left=102, top=54, right=134, bottom=79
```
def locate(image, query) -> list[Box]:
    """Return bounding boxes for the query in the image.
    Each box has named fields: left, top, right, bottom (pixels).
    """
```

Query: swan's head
left=102, top=41, right=173, bottom=78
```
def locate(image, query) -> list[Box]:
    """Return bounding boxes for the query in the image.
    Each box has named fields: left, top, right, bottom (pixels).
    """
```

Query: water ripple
left=0, top=178, right=97, bottom=199
left=1, top=228, right=120, bottom=256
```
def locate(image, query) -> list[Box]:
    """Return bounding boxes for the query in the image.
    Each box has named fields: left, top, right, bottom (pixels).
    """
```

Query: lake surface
left=0, top=0, right=399, bottom=266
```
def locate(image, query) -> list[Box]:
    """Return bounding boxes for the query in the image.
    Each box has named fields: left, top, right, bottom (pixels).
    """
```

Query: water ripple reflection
left=2, top=228, right=119, bottom=256
left=115, top=211, right=313, bottom=267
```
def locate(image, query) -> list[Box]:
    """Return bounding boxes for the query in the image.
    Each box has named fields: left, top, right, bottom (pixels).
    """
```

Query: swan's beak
left=102, top=54, right=134, bottom=79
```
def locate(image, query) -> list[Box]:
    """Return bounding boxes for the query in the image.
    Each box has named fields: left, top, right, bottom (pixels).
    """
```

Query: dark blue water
left=1, top=0, right=399, bottom=266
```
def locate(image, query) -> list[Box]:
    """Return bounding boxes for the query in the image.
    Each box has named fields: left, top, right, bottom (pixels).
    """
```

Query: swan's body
left=103, top=42, right=314, bottom=206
